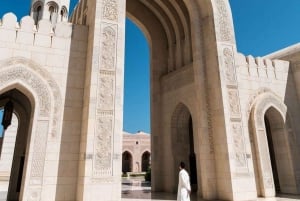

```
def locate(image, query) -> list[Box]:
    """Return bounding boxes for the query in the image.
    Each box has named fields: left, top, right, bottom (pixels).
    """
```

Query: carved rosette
left=232, top=123, right=247, bottom=168
left=93, top=25, right=117, bottom=177
left=102, top=0, right=118, bottom=21
left=28, top=189, right=41, bottom=201
left=214, top=0, right=234, bottom=42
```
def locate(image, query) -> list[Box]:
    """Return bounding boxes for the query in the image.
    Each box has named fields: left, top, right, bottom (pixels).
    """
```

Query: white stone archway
left=250, top=91, right=298, bottom=197
left=0, top=57, right=63, bottom=201
left=70, top=0, right=257, bottom=200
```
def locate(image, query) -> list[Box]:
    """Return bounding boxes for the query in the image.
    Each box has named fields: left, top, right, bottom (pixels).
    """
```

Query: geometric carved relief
left=102, top=0, right=118, bottom=21
left=232, top=123, right=247, bottom=168
left=215, top=0, right=234, bottom=42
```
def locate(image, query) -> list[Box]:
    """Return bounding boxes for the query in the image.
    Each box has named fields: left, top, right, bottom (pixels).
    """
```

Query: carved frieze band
left=93, top=25, right=117, bottom=177
left=102, top=0, right=118, bottom=22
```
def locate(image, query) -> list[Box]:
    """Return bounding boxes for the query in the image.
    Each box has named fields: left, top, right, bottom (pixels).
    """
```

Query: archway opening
left=122, top=17, right=151, bottom=195
left=125, top=0, right=194, bottom=195
left=263, top=107, right=295, bottom=195
left=0, top=88, right=33, bottom=201
left=141, top=151, right=150, bottom=172
left=172, top=104, right=198, bottom=193
left=122, top=151, right=133, bottom=173
left=264, top=116, right=280, bottom=193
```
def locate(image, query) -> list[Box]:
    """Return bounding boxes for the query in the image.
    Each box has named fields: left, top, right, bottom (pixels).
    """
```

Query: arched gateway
left=1, top=0, right=300, bottom=201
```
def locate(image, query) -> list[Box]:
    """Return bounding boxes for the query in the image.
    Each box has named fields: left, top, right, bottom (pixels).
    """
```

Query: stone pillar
left=77, top=0, right=125, bottom=201
left=208, top=0, right=257, bottom=200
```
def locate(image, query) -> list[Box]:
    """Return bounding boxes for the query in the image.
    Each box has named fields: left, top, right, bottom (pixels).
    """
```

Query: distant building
left=122, top=131, right=150, bottom=173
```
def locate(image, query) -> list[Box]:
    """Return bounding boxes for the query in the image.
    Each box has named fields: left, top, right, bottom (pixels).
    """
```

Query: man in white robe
left=177, top=162, right=191, bottom=201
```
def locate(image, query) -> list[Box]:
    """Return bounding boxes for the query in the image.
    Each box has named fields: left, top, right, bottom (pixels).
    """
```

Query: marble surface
left=122, top=178, right=300, bottom=201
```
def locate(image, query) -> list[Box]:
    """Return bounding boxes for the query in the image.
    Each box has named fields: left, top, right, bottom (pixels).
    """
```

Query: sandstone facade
left=122, top=131, right=150, bottom=173
left=0, top=0, right=299, bottom=201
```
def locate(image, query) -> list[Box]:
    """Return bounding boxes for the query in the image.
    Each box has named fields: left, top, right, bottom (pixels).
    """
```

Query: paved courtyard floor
left=122, top=178, right=300, bottom=201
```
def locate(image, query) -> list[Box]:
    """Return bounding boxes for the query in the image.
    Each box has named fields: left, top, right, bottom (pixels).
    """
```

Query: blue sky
left=0, top=1, right=300, bottom=134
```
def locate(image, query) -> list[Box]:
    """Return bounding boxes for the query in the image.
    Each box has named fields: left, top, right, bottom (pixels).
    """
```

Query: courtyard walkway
left=122, top=178, right=300, bottom=201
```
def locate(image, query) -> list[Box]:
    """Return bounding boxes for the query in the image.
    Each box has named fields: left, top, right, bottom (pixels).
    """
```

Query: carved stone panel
left=102, top=0, right=118, bottom=22
left=214, top=0, right=234, bottom=42
left=93, top=24, right=118, bottom=177
left=98, top=76, right=114, bottom=109
left=228, top=89, right=241, bottom=119
left=93, top=114, right=113, bottom=176
left=223, top=47, right=236, bottom=84
left=232, top=123, right=247, bottom=168
left=30, top=121, right=49, bottom=179
left=101, top=26, right=117, bottom=70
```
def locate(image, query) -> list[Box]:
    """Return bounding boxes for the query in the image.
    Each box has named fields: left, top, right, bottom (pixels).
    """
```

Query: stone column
left=208, top=0, right=257, bottom=200
left=77, top=0, right=125, bottom=201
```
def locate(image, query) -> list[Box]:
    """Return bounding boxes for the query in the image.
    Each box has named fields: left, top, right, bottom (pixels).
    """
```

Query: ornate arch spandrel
left=0, top=57, right=63, bottom=137
left=250, top=92, right=287, bottom=197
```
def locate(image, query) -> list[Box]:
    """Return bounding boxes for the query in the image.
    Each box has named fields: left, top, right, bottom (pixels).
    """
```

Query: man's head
left=179, top=161, right=185, bottom=170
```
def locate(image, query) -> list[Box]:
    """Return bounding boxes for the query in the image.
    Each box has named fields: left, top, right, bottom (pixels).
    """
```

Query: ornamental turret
left=30, top=0, right=70, bottom=26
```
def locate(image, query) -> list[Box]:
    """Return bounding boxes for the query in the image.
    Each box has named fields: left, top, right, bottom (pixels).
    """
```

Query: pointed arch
left=141, top=151, right=151, bottom=172
left=122, top=151, right=133, bottom=173
left=249, top=91, right=298, bottom=196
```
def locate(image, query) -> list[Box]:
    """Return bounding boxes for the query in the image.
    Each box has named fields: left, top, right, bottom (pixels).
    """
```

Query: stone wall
left=0, top=12, right=88, bottom=201
left=122, top=131, right=150, bottom=173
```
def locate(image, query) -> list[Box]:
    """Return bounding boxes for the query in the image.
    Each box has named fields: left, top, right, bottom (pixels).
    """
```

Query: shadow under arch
left=141, top=151, right=150, bottom=172
left=122, top=150, right=133, bottom=173
left=249, top=92, right=299, bottom=197
left=0, top=88, right=33, bottom=201
left=171, top=103, right=198, bottom=194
